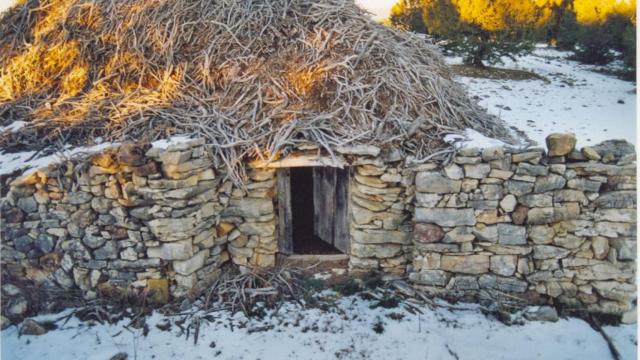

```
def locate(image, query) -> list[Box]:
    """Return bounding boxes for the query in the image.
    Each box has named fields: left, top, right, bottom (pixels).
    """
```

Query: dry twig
left=0, top=0, right=515, bottom=182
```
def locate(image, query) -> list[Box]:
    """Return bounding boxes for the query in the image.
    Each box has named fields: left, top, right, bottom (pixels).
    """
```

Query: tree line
left=388, top=0, right=636, bottom=69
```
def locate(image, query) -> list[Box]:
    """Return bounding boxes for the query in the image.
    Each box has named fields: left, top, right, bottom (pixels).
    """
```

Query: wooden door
left=312, top=167, right=350, bottom=253
left=333, top=167, right=350, bottom=253
left=313, top=167, right=336, bottom=246
left=277, top=168, right=293, bottom=254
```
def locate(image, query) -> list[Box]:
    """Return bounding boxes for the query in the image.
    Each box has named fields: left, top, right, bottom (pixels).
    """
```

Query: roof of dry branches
left=0, top=0, right=514, bottom=175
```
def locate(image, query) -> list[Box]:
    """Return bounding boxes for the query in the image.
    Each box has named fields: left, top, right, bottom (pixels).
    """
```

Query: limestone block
left=147, top=239, right=194, bottom=260
left=532, top=245, right=571, bottom=260
left=546, top=133, right=576, bottom=156
left=173, top=250, right=208, bottom=275
left=408, top=270, right=450, bottom=286
left=478, top=274, right=527, bottom=293
left=441, top=255, right=490, bottom=274
left=351, top=243, right=402, bottom=258
left=490, top=255, right=517, bottom=276
left=414, top=208, right=475, bottom=227
left=497, top=224, right=526, bottom=245
left=415, top=172, right=461, bottom=193
left=464, top=164, right=491, bottom=179
left=413, top=223, right=444, bottom=243
left=352, top=229, right=410, bottom=244
left=534, top=174, right=566, bottom=193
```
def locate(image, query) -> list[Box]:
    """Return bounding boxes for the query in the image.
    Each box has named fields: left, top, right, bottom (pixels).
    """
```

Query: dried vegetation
left=0, top=0, right=513, bottom=178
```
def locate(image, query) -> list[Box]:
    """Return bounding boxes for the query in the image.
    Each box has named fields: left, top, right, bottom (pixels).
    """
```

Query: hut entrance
left=277, top=167, right=349, bottom=255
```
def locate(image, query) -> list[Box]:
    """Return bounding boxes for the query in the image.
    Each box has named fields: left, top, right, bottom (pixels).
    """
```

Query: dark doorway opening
left=290, top=167, right=341, bottom=254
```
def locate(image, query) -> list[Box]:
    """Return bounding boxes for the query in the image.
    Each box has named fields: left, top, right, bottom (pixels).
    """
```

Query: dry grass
left=0, top=0, right=514, bottom=181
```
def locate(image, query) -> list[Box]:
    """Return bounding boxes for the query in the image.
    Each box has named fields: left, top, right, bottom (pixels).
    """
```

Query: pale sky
left=0, top=0, right=396, bottom=20
left=357, top=0, right=397, bottom=20
left=0, top=0, right=13, bottom=14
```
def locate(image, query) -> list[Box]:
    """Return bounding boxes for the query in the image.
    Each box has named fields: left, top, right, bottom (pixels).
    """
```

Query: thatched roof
left=0, top=0, right=513, bottom=177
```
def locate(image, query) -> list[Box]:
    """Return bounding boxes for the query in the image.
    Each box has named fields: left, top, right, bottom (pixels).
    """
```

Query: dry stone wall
left=1, top=139, right=277, bottom=302
left=0, top=133, right=636, bottom=319
left=348, top=161, right=414, bottom=277
left=409, top=136, right=636, bottom=318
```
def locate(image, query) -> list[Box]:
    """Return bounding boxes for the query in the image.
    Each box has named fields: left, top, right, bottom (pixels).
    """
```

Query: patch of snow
left=312, top=272, right=333, bottom=280
left=0, top=142, right=118, bottom=176
left=1, top=296, right=636, bottom=360
left=0, top=121, right=27, bottom=133
left=604, top=324, right=639, bottom=360
left=0, top=134, right=197, bottom=177
left=150, top=136, right=194, bottom=149
left=448, top=45, right=636, bottom=148
left=0, top=135, right=195, bottom=177
left=445, top=129, right=510, bottom=149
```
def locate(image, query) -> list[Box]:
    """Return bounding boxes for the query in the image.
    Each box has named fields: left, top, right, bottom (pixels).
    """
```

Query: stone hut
left=1, top=135, right=637, bottom=321
left=0, top=0, right=636, bottom=322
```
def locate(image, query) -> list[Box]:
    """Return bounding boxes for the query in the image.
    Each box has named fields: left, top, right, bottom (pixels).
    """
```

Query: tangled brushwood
left=0, top=0, right=513, bottom=179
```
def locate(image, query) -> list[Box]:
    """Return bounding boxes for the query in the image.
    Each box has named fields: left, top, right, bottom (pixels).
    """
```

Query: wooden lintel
left=250, top=154, right=347, bottom=169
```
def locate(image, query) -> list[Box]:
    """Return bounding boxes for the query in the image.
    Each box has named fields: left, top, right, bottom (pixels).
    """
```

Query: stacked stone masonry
left=1, top=139, right=277, bottom=298
left=410, top=137, right=636, bottom=317
left=1, top=134, right=636, bottom=318
left=349, top=161, right=414, bottom=275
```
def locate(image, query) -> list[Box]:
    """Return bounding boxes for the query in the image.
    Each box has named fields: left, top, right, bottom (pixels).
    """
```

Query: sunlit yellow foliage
left=0, top=41, right=82, bottom=100
left=451, top=0, right=552, bottom=31
left=287, top=65, right=326, bottom=96
left=60, top=62, right=89, bottom=99
left=33, top=0, right=75, bottom=39
left=573, top=0, right=636, bottom=24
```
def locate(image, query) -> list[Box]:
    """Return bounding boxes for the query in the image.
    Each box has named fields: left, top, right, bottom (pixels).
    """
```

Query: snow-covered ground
left=449, top=46, right=637, bottom=148
left=1, top=295, right=636, bottom=360
left=0, top=43, right=637, bottom=360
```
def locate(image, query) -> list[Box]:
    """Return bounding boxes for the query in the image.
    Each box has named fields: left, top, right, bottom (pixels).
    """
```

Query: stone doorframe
left=250, top=154, right=351, bottom=256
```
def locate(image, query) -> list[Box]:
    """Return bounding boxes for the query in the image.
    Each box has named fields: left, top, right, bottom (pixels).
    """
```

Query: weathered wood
left=333, top=167, right=350, bottom=254
left=277, top=168, right=293, bottom=254
left=313, top=167, right=336, bottom=246
left=250, top=154, right=347, bottom=169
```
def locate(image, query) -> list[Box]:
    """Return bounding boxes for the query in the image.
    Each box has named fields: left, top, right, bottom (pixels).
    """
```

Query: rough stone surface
left=441, top=255, right=490, bottom=274
left=409, top=270, right=450, bottom=286
left=534, top=174, right=566, bottom=193
left=497, top=224, right=526, bottom=245
left=173, top=250, right=207, bottom=275
left=546, top=133, right=577, bottom=156
left=147, top=240, right=193, bottom=260
left=499, top=195, right=517, bottom=212
left=414, top=208, right=476, bottom=227
left=490, top=255, right=517, bottom=276
left=443, top=164, right=464, bottom=180
left=478, top=274, right=528, bottom=293
left=464, top=164, right=491, bottom=179
left=0, top=137, right=635, bottom=318
left=524, top=306, right=559, bottom=322
left=17, top=197, right=37, bottom=213
left=415, top=172, right=461, bottom=193
left=582, top=147, right=601, bottom=161
left=20, top=319, right=48, bottom=336
left=413, top=224, right=445, bottom=243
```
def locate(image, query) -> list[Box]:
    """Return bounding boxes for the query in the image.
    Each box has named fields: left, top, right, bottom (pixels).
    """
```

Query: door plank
left=277, top=168, right=293, bottom=254
left=333, top=167, right=350, bottom=254
left=313, top=167, right=335, bottom=245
